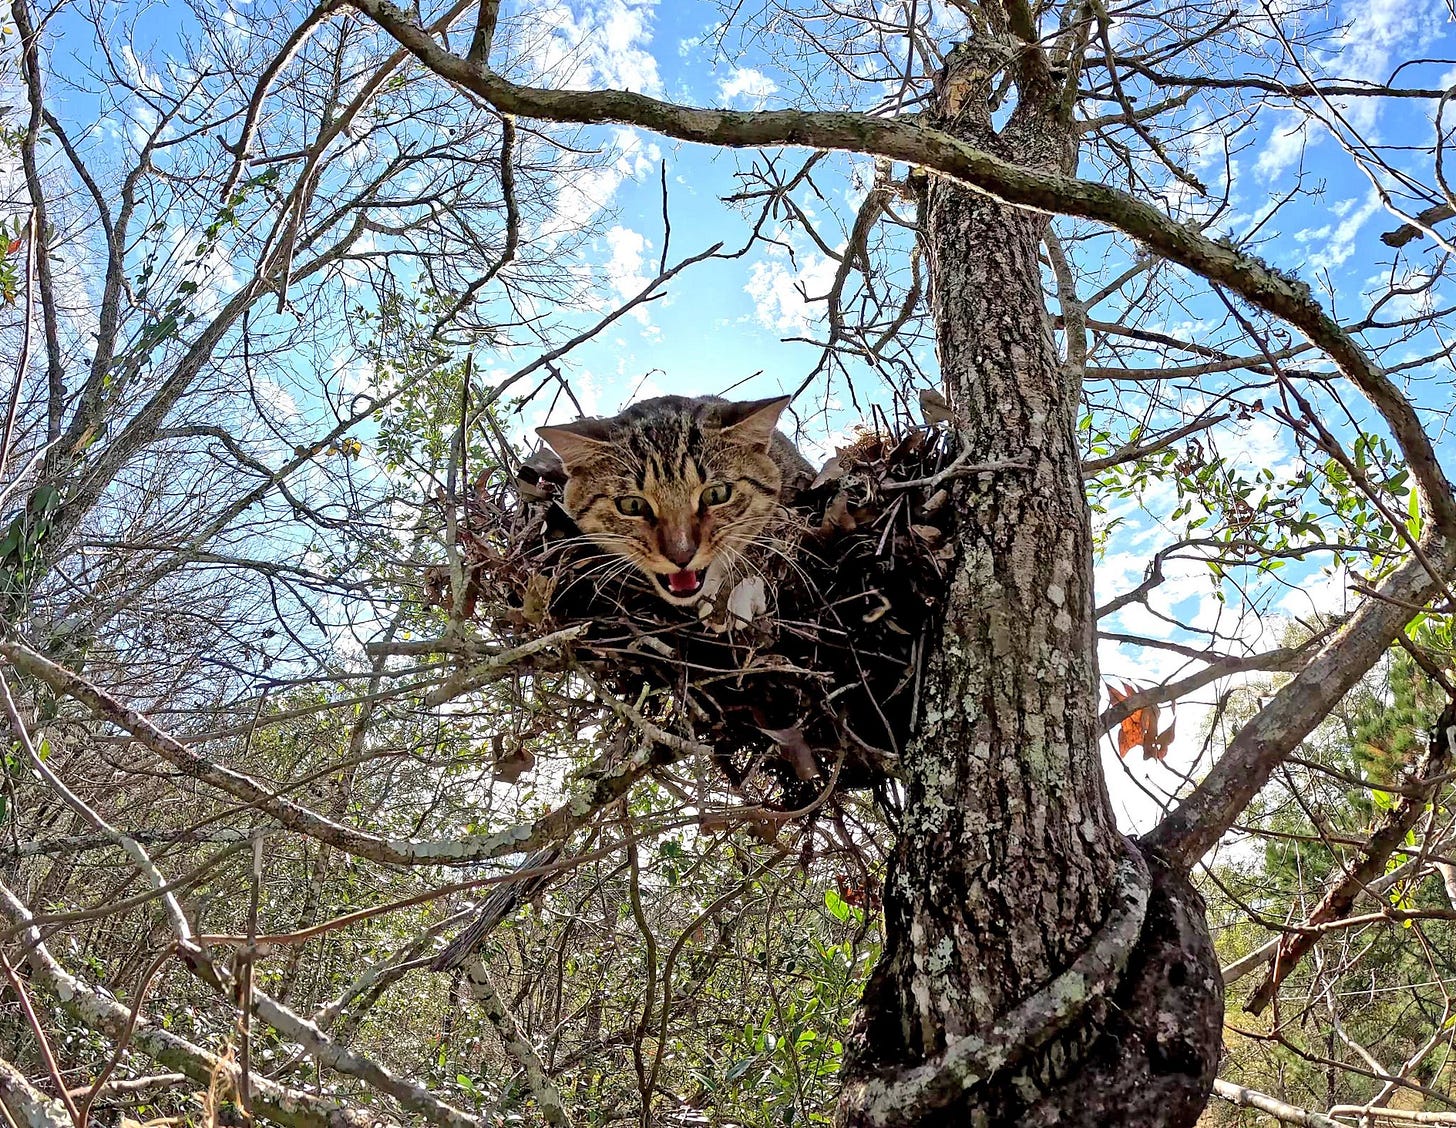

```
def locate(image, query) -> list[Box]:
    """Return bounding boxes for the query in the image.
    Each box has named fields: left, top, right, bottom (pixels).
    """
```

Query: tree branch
left=1211, top=1079, right=1346, bottom=1127
left=1145, top=539, right=1456, bottom=869
left=10, top=0, right=64, bottom=443
left=1242, top=701, right=1456, bottom=1015
left=347, top=0, right=1456, bottom=538
left=0, top=883, right=386, bottom=1128
left=0, top=635, right=673, bottom=868
left=0, top=1055, right=73, bottom=1128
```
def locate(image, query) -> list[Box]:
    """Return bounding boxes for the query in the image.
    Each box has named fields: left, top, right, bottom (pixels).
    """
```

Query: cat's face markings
left=537, top=396, right=791, bottom=605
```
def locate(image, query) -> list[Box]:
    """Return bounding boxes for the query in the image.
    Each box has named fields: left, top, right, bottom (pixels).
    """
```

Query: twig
left=0, top=1054, right=73, bottom=1128
left=10, top=0, right=63, bottom=442
left=0, top=953, right=80, bottom=1127
left=0, top=674, right=194, bottom=946
left=76, top=949, right=175, bottom=1128
left=0, top=881, right=407, bottom=1128
left=419, top=624, right=590, bottom=705
left=0, top=209, right=36, bottom=481
left=1212, top=1079, right=1347, bottom=1127
left=458, top=957, right=573, bottom=1127
left=880, top=447, right=1030, bottom=492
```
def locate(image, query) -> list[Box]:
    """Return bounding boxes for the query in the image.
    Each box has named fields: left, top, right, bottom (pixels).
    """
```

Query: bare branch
left=349, top=0, right=1456, bottom=537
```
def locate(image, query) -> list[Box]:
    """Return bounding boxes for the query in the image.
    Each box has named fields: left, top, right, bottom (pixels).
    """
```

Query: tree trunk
left=838, top=47, right=1224, bottom=1128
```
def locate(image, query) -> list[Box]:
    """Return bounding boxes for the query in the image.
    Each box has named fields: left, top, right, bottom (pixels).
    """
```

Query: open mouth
left=655, top=569, right=705, bottom=599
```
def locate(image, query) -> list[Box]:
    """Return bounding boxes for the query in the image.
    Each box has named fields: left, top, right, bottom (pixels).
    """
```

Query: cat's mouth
left=655, top=568, right=705, bottom=600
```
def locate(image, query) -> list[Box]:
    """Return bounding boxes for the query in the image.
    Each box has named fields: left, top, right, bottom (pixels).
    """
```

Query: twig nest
left=435, top=426, right=960, bottom=809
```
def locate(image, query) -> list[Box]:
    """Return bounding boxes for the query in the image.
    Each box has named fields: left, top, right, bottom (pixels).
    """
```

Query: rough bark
left=836, top=47, right=1222, bottom=1127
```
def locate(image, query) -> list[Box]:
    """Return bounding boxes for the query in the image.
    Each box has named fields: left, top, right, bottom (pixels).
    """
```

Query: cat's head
left=537, top=395, right=792, bottom=605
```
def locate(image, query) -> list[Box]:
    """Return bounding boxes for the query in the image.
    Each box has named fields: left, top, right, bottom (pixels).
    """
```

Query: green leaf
left=32, top=483, right=58, bottom=516
left=0, top=519, right=20, bottom=558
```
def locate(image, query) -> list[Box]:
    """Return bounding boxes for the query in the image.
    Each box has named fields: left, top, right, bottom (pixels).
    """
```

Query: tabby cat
left=537, top=394, right=813, bottom=605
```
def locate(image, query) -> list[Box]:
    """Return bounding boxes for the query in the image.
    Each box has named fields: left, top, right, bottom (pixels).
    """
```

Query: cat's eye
left=702, top=482, right=734, bottom=506
left=615, top=495, right=651, bottom=517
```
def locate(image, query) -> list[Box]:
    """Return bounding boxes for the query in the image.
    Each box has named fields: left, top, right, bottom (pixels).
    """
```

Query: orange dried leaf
left=1144, top=720, right=1176, bottom=762
left=1120, top=712, right=1150, bottom=758
left=492, top=734, right=535, bottom=784
left=1108, top=682, right=1173, bottom=760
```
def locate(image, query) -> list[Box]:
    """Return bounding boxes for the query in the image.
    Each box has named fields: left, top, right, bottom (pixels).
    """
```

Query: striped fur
left=537, top=395, right=812, bottom=605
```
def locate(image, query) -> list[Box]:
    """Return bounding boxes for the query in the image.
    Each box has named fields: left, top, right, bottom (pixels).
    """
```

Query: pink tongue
left=667, top=570, right=701, bottom=594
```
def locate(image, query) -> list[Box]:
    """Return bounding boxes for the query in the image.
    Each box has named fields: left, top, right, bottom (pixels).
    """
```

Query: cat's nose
left=661, top=529, right=698, bottom=567
left=663, top=541, right=697, bottom=567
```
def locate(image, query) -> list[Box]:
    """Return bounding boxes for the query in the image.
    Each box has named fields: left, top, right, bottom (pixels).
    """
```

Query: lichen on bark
left=835, top=43, right=1221, bottom=1128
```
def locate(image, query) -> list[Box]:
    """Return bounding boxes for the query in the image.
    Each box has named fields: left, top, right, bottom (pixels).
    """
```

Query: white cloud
left=537, top=127, right=662, bottom=245
left=717, top=67, right=778, bottom=106
left=1221, top=415, right=1302, bottom=481
left=1256, top=112, right=1315, bottom=181
left=590, top=0, right=662, bottom=91
left=253, top=377, right=299, bottom=421
left=1316, top=0, right=1443, bottom=134
left=1246, top=2, right=1442, bottom=184
left=119, top=44, right=162, bottom=94
left=600, top=224, right=657, bottom=323
left=744, top=251, right=838, bottom=332
left=603, top=225, right=649, bottom=299
left=524, top=0, right=662, bottom=94
left=1324, top=0, right=1441, bottom=85
left=1308, top=187, right=1382, bottom=270
left=473, top=5, right=671, bottom=280
left=1278, top=564, right=1352, bottom=620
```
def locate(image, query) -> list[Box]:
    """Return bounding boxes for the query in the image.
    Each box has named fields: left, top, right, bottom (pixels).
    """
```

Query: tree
left=0, top=3, right=744, bottom=1124
left=6, top=1, right=1456, bottom=1127
left=337, top=0, right=1456, bottom=1123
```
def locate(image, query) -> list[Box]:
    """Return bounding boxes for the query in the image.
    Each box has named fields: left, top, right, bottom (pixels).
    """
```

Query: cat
left=536, top=394, right=813, bottom=606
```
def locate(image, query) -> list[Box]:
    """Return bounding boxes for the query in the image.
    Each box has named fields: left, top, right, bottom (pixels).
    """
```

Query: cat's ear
left=718, top=395, right=792, bottom=452
left=536, top=419, right=614, bottom=470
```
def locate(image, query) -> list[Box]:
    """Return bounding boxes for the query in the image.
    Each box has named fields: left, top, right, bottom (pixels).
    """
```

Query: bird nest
left=432, top=425, right=960, bottom=810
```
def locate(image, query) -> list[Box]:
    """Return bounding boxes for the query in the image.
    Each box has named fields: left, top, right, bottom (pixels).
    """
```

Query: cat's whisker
left=556, top=559, right=648, bottom=608
left=554, top=541, right=651, bottom=589
left=709, top=548, right=746, bottom=597
left=721, top=530, right=818, bottom=594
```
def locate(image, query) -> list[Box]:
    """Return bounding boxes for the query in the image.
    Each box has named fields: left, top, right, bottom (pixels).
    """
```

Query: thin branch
left=0, top=1055, right=73, bottom=1128
left=1243, top=703, right=1456, bottom=1015
left=0, top=882, right=396, bottom=1128
left=350, top=0, right=1456, bottom=539
left=1211, top=1079, right=1346, bottom=1127
left=467, top=0, right=501, bottom=63
left=1146, top=540, right=1454, bottom=870
left=0, top=636, right=675, bottom=869
left=9, top=0, right=63, bottom=442
left=459, top=957, right=573, bottom=1127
